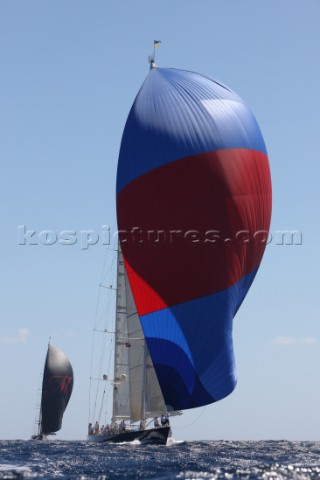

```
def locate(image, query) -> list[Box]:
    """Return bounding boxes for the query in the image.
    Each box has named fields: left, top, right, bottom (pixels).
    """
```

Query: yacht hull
left=87, top=426, right=170, bottom=445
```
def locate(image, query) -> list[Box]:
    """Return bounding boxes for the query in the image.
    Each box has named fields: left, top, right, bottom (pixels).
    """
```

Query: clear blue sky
left=1, top=0, right=319, bottom=441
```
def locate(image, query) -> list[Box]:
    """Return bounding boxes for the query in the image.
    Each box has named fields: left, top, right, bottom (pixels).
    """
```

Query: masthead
left=148, top=40, right=161, bottom=70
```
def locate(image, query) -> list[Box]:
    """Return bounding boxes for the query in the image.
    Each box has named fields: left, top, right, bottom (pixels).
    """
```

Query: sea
left=0, top=439, right=320, bottom=480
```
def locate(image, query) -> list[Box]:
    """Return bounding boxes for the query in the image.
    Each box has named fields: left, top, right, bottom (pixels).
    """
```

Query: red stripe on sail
left=117, top=148, right=272, bottom=316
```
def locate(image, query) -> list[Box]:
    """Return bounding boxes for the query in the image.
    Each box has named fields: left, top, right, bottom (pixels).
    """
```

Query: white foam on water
left=167, top=437, right=185, bottom=446
left=118, top=439, right=141, bottom=445
left=0, top=464, right=31, bottom=472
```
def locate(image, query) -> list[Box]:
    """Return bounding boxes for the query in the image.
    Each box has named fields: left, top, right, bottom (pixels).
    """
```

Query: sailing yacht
left=32, top=343, right=74, bottom=440
left=88, top=248, right=180, bottom=445
left=89, top=55, right=271, bottom=443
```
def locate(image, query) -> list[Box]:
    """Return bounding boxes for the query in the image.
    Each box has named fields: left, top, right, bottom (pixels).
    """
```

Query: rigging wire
left=174, top=406, right=206, bottom=430
left=88, top=226, right=118, bottom=425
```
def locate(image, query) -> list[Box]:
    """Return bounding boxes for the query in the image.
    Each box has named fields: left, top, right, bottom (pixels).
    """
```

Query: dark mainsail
left=39, top=344, right=74, bottom=436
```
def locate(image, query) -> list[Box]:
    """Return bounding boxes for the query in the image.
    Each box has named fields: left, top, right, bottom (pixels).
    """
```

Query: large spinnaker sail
left=40, top=344, right=74, bottom=435
left=116, top=67, right=272, bottom=412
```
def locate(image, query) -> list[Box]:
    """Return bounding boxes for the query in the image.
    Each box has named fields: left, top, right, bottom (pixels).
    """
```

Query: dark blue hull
left=87, top=426, right=170, bottom=445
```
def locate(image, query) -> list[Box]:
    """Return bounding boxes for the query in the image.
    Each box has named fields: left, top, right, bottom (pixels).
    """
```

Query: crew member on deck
left=165, top=413, right=170, bottom=426
left=154, top=417, right=160, bottom=428
left=94, top=421, right=99, bottom=435
left=139, top=419, right=146, bottom=430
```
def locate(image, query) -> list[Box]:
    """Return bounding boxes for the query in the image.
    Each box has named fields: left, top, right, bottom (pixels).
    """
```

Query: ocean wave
left=1, top=440, right=320, bottom=479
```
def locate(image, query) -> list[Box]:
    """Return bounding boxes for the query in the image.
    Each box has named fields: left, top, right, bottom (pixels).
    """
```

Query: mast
left=37, top=408, right=42, bottom=437
left=37, top=341, right=50, bottom=437
left=111, top=248, right=120, bottom=421
left=112, top=246, right=130, bottom=421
